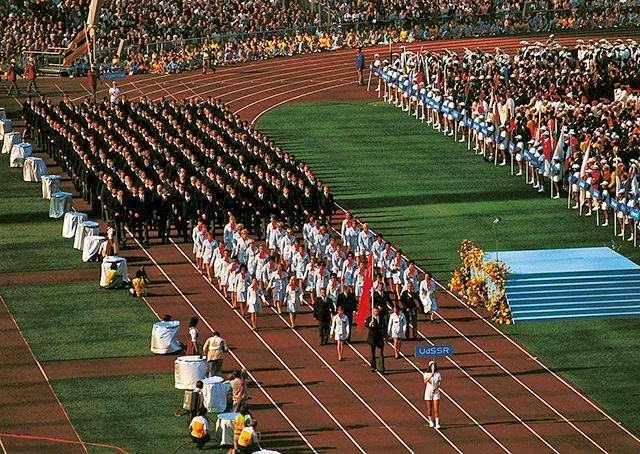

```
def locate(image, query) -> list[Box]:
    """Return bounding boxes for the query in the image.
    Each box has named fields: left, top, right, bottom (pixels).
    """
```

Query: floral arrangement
left=448, top=240, right=513, bottom=324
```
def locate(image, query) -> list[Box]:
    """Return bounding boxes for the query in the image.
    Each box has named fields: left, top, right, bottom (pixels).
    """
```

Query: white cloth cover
left=42, top=175, right=61, bottom=199
left=0, top=118, right=12, bottom=140
left=100, top=256, right=129, bottom=285
left=174, top=355, right=207, bottom=390
left=62, top=211, right=87, bottom=238
left=150, top=321, right=181, bottom=354
left=82, top=235, right=105, bottom=262
left=74, top=220, right=99, bottom=249
left=215, top=412, right=239, bottom=446
left=49, top=191, right=73, bottom=218
left=3, top=131, right=20, bottom=154
left=202, top=377, right=229, bottom=413
left=0, top=107, right=6, bottom=120
left=23, top=157, right=48, bottom=182
left=10, top=143, right=31, bottom=167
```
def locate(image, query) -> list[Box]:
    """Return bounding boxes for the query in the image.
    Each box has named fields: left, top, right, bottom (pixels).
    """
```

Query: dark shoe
left=370, top=368, right=376, bottom=373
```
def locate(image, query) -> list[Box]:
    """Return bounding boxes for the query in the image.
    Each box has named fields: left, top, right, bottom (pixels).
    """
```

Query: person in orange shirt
left=189, top=408, right=210, bottom=450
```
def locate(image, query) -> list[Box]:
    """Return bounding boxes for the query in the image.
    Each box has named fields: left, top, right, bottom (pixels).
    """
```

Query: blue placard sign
left=103, top=71, right=126, bottom=80
left=414, top=344, right=453, bottom=357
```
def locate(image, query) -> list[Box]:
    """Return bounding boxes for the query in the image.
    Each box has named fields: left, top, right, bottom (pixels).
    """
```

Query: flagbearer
left=365, top=307, right=385, bottom=373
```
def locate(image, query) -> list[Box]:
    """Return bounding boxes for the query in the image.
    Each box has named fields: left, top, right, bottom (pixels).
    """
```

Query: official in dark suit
left=313, top=288, right=333, bottom=345
left=365, top=307, right=385, bottom=373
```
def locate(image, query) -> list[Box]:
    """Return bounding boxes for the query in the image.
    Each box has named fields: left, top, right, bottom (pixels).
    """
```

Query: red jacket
left=6, top=64, right=17, bottom=82
left=23, top=63, right=36, bottom=80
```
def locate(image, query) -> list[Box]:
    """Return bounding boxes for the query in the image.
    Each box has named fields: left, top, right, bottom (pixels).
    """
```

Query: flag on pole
left=63, top=29, right=89, bottom=66
left=355, top=254, right=374, bottom=333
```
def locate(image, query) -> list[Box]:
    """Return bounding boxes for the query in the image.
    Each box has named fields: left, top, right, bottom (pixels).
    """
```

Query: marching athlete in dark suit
left=313, top=288, right=334, bottom=346
left=366, top=307, right=385, bottom=373
left=337, top=288, right=357, bottom=343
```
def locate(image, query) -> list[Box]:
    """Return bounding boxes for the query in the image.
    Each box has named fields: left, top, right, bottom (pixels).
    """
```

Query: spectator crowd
left=372, top=36, right=640, bottom=240
left=2, top=0, right=640, bottom=76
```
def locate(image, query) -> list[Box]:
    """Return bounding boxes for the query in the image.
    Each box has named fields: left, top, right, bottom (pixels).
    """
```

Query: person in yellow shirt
left=189, top=408, right=210, bottom=450
left=237, top=419, right=261, bottom=453
left=232, top=405, right=251, bottom=453
left=129, top=270, right=148, bottom=297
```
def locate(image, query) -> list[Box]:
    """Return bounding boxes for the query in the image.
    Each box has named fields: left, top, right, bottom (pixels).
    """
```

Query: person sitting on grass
left=189, top=407, right=210, bottom=450
left=104, top=262, right=123, bottom=289
left=129, top=270, right=148, bottom=297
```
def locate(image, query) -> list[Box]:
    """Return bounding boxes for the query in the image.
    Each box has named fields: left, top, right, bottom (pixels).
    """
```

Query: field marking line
left=169, top=237, right=415, bottom=453
left=127, top=231, right=344, bottom=454
left=0, top=295, right=88, bottom=454
left=0, top=436, right=7, bottom=454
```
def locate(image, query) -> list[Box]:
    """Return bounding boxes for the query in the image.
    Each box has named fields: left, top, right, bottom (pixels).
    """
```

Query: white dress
left=284, top=285, right=301, bottom=313
left=201, top=238, right=213, bottom=264
left=235, top=272, right=250, bottom=302
left=423, top=371, right=442, bottom=401
left=419, top=279, right=437, bottom=313
left=247, top=285, right=265, bottom=313
left=330, top=314, right=350, bottom=341
left=387, top=311, right=407, bottom=339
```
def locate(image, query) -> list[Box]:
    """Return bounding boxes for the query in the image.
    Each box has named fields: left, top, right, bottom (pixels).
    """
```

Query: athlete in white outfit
left=423, top=360, right=442, bottom=429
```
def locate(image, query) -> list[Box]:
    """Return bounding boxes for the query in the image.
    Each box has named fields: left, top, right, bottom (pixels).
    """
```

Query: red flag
left=477, top=88, right=485, bottom=114
left=508, top=118, right=515, bottom=133
left=355, top=254, right=374, bottom=333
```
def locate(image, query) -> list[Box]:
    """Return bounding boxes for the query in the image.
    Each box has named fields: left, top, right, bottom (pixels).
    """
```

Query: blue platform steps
left=484, top=248, right=640, bottom=322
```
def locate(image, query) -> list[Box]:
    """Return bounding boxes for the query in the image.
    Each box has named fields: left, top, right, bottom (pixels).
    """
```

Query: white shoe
left=533, top=183, right=539, bottom=189
left=435, top=125, right=441, bottom=131
left=538, top=187, right=544, bottom=193
left=499, top=161, right=507, bottom=166
left=628, top=236, right=634, bottom=242
left=459, top=137, right=466, bottom=143
left=435, top=423, right=441, bottom=430
left=428, top=418, right=434, bottom=428
left=516, top=171, right=522, bottom=176
left=618, top=232, right=624, bottom=237
left=375, top=88, right=380, bottom=92
left=448, top=131, right=454, bottom=136
left=553, top=194, right=560, bottom=199
left=602, top=221, right=609, bottom=227
left=572, top=204, right=579, bottom=209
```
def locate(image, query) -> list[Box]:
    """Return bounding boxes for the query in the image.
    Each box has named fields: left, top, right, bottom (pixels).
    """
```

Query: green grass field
left=0, top=155, right=185, bottom=453
left=258, top=100, right=640, bottom=435
left=0, top=160, right=97, bottom=273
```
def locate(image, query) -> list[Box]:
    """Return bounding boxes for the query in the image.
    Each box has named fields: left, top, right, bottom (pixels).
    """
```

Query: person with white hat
left=423, top=360, right=442, bottom=429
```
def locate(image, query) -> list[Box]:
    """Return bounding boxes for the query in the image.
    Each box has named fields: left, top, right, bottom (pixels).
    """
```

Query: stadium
left=1, top=0, right=640, bottom=453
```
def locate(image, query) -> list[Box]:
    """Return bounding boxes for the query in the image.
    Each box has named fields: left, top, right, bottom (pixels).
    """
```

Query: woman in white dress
left=267, top=264, right=286, bottom=314
left=354, top=260, right=366, bottom=297
left=252, top=244, right=269, bottom=284
left=201, top=232, right=214, bottom=280
left=330, top=306, right=350, bottom=361
left=340, top=211, right=353, bottom=248
left=387, top=305, right=407, bottom=359
left=341, top=251, right=357, bottom=291
left=235, top=266, right=250, bottom=316
left=284, top=276, right=302, bottom=328
left=246, top=277, right=265, bottom=330
left=193, top=221, right=205, bottom=271
left=214, top=247, right=228, bottom=290
left=423, top=360, right=442, bottom=429
left=390, top=250, right=407, bottom=300
left=226, top=258, right=239, bottom=303
left=419, top=272, right=437, bottom=322
left=223, top=215, right=236, bottom=251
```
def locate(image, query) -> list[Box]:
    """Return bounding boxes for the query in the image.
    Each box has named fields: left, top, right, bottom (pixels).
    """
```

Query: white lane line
left=0, top=435, right=8, bottom=454
left=0, top=295, right=88, bottom=454
left=128, top=232, right=349, bottom=454
left=169, top=238, right=416, bottom=453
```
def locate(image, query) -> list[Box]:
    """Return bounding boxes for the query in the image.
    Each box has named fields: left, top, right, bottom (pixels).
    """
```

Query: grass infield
left=0, top=155, right=184, bottom=452
left=258, top=100, right=640, bottom=435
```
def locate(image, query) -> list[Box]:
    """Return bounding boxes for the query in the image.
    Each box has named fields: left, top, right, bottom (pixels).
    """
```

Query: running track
left=2, top=29, right=640, bottom=453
